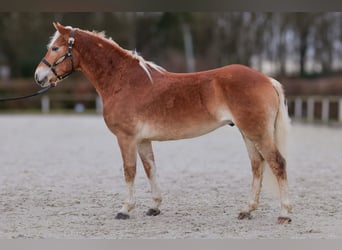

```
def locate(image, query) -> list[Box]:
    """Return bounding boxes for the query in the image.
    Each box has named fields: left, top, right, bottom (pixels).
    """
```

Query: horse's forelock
left=47, top=26, right=73, bottom=49
left=47, top=31, right=60, bottom=48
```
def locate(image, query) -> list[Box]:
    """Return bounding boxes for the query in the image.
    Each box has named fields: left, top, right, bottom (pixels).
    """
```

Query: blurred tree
left=287, top=13, right=317, bottom=77
left=313, top=12, right=342, bottom=74
left=0, top=12, right=341, bottom=78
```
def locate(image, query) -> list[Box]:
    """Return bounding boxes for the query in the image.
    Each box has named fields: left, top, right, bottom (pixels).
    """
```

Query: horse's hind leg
left=238, top=137, right=266, bottom=220
left=138, top=140, right=162, bottom=216
left=254, top=137, right=292, bottom=224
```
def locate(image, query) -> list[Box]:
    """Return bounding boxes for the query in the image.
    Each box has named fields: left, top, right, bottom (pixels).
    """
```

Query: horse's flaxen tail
left=263, top=78, right=291, bottom=195
left=270, top=78, right=291, bottom=159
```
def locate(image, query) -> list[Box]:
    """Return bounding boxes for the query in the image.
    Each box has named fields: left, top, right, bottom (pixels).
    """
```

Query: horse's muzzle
left=35, top=73, right=47, bottom=86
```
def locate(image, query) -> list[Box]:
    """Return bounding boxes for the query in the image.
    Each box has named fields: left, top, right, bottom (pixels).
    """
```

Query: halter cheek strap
left=42, top=29, right=76, bottom=81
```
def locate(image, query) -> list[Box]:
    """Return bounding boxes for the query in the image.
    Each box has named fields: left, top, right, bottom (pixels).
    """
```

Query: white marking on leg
left=241, top=173, right=262, bottom=213
left=279, top=180, right=292, bottom=217
left=249, top=176, right=262, bottom=211
left=146, top=158, right=162, bottom=210
left=241, top=137, right=265, bottom=214
left=119, top=181, right=136, bottom=214
left=137, top=141, right=162, bottom=211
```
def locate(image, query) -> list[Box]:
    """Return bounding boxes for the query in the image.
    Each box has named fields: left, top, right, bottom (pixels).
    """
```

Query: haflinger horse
left=35, top=23, right=292, bottom=224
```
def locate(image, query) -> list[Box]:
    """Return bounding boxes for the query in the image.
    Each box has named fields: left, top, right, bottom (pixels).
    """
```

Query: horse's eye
left=51, top=47, right=59, bottom=51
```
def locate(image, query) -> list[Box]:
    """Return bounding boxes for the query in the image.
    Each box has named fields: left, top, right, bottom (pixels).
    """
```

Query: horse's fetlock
left=152, top=196, right=162, bottom=207
left=124, top=201, right=136, bottom=212
left=249, top=201, right=258, bottom=211
left=283, top=202, right=292, bottom=213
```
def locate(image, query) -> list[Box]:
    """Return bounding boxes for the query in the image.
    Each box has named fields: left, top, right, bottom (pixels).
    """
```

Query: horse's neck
left=76, top=32, right=133, bottom=99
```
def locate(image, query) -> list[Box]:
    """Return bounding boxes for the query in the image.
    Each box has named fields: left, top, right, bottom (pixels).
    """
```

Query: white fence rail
left=287, top=96, right=342, bottom=123
left=40, top=95, right=103, bottom=114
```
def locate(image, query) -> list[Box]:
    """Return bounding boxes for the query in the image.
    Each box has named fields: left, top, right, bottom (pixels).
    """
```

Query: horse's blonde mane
left=48, top=27, right=165, bottom=82
left=91, top=29, right=166, bottom=82
left=129, top=50, right=166, bottom=82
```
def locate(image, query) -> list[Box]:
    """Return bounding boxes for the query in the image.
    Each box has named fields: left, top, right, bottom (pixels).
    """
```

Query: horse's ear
left=53, top=22, right=59, bottom=30
left=53, top=22, right=69, bottom=36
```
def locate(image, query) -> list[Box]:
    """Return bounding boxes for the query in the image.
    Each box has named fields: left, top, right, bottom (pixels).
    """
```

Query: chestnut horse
left=34, top=23, right=292, bottom=224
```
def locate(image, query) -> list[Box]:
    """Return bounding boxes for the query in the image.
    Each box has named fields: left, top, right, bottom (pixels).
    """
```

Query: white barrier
left=40, top=94, right=103, bottom=114
left=287, top=96, right=342, bottom=123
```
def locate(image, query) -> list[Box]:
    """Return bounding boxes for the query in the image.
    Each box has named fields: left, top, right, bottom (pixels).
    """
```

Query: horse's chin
left=48, top=80, right=58, bottom=87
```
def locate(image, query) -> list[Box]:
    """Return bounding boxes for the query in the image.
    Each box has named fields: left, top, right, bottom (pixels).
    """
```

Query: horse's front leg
left=115, top=134, right=137, bottom=220
left=138, top=140, right=162, bottom=216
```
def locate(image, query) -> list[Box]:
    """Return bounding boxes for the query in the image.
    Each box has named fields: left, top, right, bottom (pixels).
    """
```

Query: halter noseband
left=42, top=29, right=76, bottom=81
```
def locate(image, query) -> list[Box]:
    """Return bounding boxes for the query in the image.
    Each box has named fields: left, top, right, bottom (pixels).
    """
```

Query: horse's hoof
left=277, top=216, right=291, bottom=224
left=146, top=208, right=161, bottom=216
left=238, top=212, right=252, bottom=220
left=115, top=212, right=130, bottom=220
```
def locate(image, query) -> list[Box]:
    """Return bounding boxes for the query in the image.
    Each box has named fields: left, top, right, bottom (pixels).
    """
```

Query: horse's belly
left=137, top=98, right=234, bottom=141
left=137, top=118, right=229, bottom=141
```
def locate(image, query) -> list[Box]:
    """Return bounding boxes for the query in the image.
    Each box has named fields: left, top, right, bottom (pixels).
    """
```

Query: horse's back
left=164, top=64, right=270, bottom=83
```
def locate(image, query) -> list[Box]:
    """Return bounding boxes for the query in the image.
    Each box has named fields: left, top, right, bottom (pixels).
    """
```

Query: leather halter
left=41, top=29, right=76, bottom=81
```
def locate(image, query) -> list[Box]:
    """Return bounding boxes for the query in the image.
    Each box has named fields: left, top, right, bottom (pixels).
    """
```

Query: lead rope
left=0, top=85, right=53, bottom=102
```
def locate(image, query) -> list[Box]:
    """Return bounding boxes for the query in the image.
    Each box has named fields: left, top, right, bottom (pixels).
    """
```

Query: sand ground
left=0, top=114, right=341, bottom=239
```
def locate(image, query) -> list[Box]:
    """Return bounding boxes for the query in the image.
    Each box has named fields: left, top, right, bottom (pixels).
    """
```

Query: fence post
left=307, top=97, right=314, bottom=122
left=321, top=98, right=329, bottom=122
left=96, top=95, right=103, bottom=114
left=41, top=96, right=50, bottom=113
left=294, top=97, right=302, bottom=119
left=339, top=98, right=342, bottom=123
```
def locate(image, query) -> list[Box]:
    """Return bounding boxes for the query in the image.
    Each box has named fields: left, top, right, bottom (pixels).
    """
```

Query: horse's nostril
left=35, top=74, right=47, bottom=86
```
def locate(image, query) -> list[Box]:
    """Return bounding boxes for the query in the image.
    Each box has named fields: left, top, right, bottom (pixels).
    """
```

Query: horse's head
left=35, top=23, right=80, bottom=87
